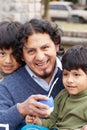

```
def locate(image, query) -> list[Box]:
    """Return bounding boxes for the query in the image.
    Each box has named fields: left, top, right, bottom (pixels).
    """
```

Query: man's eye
left=43, top=46, right=49, bottom=50
left=27, top=50, right=35, bottom=54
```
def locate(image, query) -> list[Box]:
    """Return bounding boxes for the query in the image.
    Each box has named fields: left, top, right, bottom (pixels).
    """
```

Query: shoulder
left=0, top=66, right=27, bottom=86
left=0, top=67, right=29, bottom=96
left=54, top=89, right=68, bottom=102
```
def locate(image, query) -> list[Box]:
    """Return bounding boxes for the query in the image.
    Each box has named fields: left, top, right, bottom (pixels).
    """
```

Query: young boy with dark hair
left=0, top=21, right=23, bottom=80
left=26, top=45, right=87, bottom=130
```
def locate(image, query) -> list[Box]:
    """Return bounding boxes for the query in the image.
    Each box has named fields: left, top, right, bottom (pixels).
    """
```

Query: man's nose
left=36, top=51, right=45, bottom=60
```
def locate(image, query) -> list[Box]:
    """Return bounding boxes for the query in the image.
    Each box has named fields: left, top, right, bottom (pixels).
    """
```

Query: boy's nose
left=5, top=56, right=12, bottom=63
left=67, top=76, right=73, bottom=83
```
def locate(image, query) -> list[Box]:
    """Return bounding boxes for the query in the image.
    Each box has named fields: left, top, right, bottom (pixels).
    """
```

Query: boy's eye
left=63, top=72, right=68, bottom=76
left=0, top=52, right=5, bottom=56
left=74, top=73, right=80, bottom=76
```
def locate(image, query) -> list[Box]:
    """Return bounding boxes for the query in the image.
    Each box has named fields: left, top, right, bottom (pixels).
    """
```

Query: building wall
left=0, top=0, right=42, bottom=23
left=78, top=0, right=87, bottom=5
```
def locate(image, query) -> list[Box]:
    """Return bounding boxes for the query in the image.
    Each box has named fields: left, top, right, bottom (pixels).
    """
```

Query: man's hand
left=17, top=94, right=49, bottom=118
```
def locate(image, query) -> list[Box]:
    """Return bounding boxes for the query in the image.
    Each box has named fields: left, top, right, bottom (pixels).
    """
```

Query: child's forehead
left=64, top=68, right=81, bottom=70
left=63, top=68, right=84, bottom=73
left=0, top=48, right=13, bottom=51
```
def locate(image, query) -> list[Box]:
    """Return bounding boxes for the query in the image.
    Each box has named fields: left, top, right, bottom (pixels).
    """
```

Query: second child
left=0, top=21, right=23, bottom=80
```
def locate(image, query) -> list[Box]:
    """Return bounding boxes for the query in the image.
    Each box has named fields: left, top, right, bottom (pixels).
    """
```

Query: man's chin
left=37, top=72, right=51, bottom=79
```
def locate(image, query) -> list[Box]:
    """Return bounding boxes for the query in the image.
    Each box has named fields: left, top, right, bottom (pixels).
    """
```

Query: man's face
left=0, top=48, right=20, bottom=74
left=22, top=33, right=59, bottom=83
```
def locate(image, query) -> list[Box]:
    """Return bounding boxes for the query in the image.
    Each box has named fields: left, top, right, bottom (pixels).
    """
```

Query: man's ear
left=21, top=56, right=24, bottom=61
left=22, top=58, right=24, bottom=61
left=55, top=44, right=59, bottom=53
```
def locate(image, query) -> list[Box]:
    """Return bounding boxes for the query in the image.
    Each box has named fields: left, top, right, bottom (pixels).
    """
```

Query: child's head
left=62, top=45, right=87, bottom=95
left=62, top=45, right=87, bottom=73
left=0, top=21, right=23, bottom=74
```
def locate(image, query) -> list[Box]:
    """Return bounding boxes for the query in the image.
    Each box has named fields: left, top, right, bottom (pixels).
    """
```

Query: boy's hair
left=17, top=18, right=62, bottom=48
left=0, top=21, right=22, bottom=49
left=0, top=21, right=23, bottom=64
left=62, top=45, right=87, bottom=73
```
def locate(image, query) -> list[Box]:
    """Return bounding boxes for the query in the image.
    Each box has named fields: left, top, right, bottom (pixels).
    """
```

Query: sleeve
left=0, top=84, right=24, bottom=130
left=42, top=89, right=68, bottom=129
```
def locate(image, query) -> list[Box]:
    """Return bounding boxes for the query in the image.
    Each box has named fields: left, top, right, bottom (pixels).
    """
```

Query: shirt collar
left=25, top=57, right=62, bottom=91
left=25, top=57, right=62, bottom=79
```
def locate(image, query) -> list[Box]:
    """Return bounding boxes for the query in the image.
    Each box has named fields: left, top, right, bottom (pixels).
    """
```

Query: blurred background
left=1, top=0, right=87, bottom=52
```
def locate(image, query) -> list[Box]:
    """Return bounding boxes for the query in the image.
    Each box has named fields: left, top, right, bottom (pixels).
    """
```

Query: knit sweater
left=42, top=89, right=87, bottom=130
left=0, top=66, right=64, bottom=130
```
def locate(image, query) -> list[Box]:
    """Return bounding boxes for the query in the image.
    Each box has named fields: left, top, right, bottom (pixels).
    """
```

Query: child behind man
left=25, top=45, right=87, bottom=130
left=0, top=21, right=23, bottom=80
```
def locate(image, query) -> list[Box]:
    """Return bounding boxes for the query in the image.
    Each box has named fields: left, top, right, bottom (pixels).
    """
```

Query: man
left=0, top=18, right=64, bottom=130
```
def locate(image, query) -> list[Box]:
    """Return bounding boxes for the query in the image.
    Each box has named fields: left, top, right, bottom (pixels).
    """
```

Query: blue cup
left=38, top=96, right=54, bottom=115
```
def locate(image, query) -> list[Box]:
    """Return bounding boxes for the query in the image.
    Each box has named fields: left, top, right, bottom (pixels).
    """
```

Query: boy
left=0, top=21, right=23, bottom=80
left=25, top=45, right=87, bottom=130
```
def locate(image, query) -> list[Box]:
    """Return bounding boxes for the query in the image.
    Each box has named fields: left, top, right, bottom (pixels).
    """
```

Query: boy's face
left=63, top=68, right=87, bottom=95
left=0, top=48, right=20, bottom=74
left=22, top=33, right=59, bottom=83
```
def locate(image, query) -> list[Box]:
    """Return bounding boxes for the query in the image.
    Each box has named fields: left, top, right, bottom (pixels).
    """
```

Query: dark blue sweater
left=0, top=66, right=64, bottom=130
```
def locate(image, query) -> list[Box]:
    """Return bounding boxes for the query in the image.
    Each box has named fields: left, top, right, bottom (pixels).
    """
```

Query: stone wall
left=61, top=29, right=87, bottom=50
left=0, top=0, right=42, bottom=23
left=0, top=0, right=87, bottom=50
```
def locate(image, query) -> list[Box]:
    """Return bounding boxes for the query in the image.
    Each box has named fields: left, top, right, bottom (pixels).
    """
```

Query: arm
left=42, top=96, right=59, bottom=129
left=0, top=85, right=49, bottom=130
left=0, top=85, right=23, bottom=130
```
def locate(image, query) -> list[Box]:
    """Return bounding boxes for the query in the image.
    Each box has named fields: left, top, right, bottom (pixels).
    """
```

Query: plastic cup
left=38, top=96, right=54, bottom=115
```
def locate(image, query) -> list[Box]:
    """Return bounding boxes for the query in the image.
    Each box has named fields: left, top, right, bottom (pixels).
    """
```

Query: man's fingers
left=31, top=94, right=49, bottom=101
left=29, top=105, right=49, bottom=117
